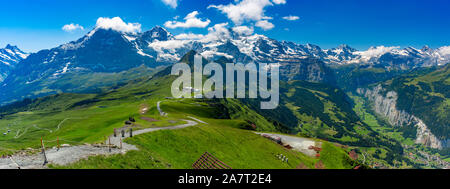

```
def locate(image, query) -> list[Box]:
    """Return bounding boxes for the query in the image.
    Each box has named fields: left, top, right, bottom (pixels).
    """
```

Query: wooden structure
left=192, top=152, right=231, bottom=169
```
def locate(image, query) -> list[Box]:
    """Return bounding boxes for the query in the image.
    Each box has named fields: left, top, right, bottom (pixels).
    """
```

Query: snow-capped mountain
left=0, top=27, right=167, bottom=104
left=336, top=45, right=450, bottom=68
left=0, top=44, right=28, bottom=65
left=1, top=25, right=449, bottom=86
left=0, top=44, right=28, bottom=82
left=135, top=28, right=328, bottom=64
left=113, top=26, right=449, bottom=69
left=0, top=25, right=448, bottom=105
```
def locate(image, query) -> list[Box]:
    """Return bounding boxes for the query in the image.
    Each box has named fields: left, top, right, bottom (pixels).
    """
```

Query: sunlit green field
left=0, top=66, right=366, bottom=169
left=0, top=75, right=175, bottom=155
left=51, top=98, right=357, bottom=169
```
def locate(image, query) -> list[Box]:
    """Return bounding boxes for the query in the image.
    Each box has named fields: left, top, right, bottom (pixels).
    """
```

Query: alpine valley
left=0, top=24, right=448, bottom=169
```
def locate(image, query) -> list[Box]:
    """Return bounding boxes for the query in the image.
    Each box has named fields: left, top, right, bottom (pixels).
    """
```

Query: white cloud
left=95, top=17, right=141, bottom=34
left=355, top=46, right=400, bottom=60
left=272, top=0, right=286, bottom=4
left=255, top=20, right=275, bottom=30
left=208, top=0, right=283, bottom=25
left=282, top=15, right=300, bottom=21
left=158, top=23, right=232, bottom=45
left=149, top=40, right=189, bottom=51
left=62, top=23, right=84, bottom=32
left=164, top=11, right=211, bottom=29
left=200, top=23, right=231, bottom=43
left=161, top=0, right=179, bottom=9
left=232, top=26, right=254, bottom=36
left=174, top=33, right=205, bottom=40
left=437, top=46, right=450, bottom=55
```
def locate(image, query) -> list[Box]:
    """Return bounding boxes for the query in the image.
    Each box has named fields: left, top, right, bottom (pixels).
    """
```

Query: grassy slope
left=0, top=65, right=159, bottom=106
left=53, top=119, right=317, bottom=169
left=0, top=74, right=172, bottom=154
left=243, top=80, right=402, bottom=155
left=54, top=123, right=356, bottom=169
left=1, top=72, right=358, bottom=169
left=52, top=96, right=356, bottom=169
left=333, top=64, right=405, bottom=92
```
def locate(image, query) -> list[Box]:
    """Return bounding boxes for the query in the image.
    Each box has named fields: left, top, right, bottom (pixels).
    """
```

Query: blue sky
left=0, top=0, right=449, bottom=52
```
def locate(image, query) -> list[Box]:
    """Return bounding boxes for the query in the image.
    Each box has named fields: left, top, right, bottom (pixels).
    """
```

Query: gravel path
left=157, top=101, right=167, bottom=116
left=187, top=116, right=207, bottom=124
left=107, top=119, right=198, bottom=151
left=0, top=145, right=126, bottom=169
left=255, top=132, right=321, bottom=157
left=0, top=120, right=199, bottom=169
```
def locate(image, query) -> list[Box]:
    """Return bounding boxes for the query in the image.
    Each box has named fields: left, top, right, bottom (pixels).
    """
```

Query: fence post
left=114, top=128, right=117, bottom=137
left=129, top=128, right=133, bottom=138
left=108, top=136, right=111, bottom=152
left=57, top=136, right=60, bottom=151
left=120, top=137, right=122, bottom=149
left=41, top=137, right=48, bottom=165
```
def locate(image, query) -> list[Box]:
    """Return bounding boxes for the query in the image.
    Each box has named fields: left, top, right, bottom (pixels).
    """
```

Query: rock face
left=358, top=85, right=448, bottom=149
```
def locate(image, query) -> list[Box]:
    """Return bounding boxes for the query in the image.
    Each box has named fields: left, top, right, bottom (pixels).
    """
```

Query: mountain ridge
left=0, top=44, right=28, bottom=82
left=0, top=25, right=448, bottom=105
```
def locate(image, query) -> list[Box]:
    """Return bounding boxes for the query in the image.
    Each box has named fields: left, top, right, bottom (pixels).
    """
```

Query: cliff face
left=357, top=85, right=449, bottom=149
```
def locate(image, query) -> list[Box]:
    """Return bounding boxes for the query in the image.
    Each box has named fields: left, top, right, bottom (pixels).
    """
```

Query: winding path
left=0, top=119, right=199, bottom=169
left=0, top=100, right=205, bottom=169
left=157, top=101, right=167, bottom=116
left=107, top=119, right=198, bottom=151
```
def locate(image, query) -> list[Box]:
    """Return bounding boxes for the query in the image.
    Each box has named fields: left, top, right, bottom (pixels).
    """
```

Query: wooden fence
left=192, top=152, right=231, bottom=169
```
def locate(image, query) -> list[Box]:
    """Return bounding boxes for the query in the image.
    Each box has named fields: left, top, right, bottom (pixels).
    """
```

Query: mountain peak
left=5, top=44, right=14, bottom=49
left=337, top=44, right=357, bottom=51
left=179, top=50, right=198, bottom=63
left=87, top=27, right=125, bottom=36
left=1, top=44, right=27, bottom=56
left=151, top=25, right=165, bottom=30
left=0, top=44, right=28, bottom=69
left=178, top=50, right=210, bottom=66
left=4, top=44, right=19, bottom=51
left=143, top=26, right=174, bottom=42
left=421, top=45, right=433, bottom=53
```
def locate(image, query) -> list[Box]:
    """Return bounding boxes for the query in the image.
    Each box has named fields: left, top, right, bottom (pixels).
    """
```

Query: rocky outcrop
left=357, top=85, right=448, bottom=149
